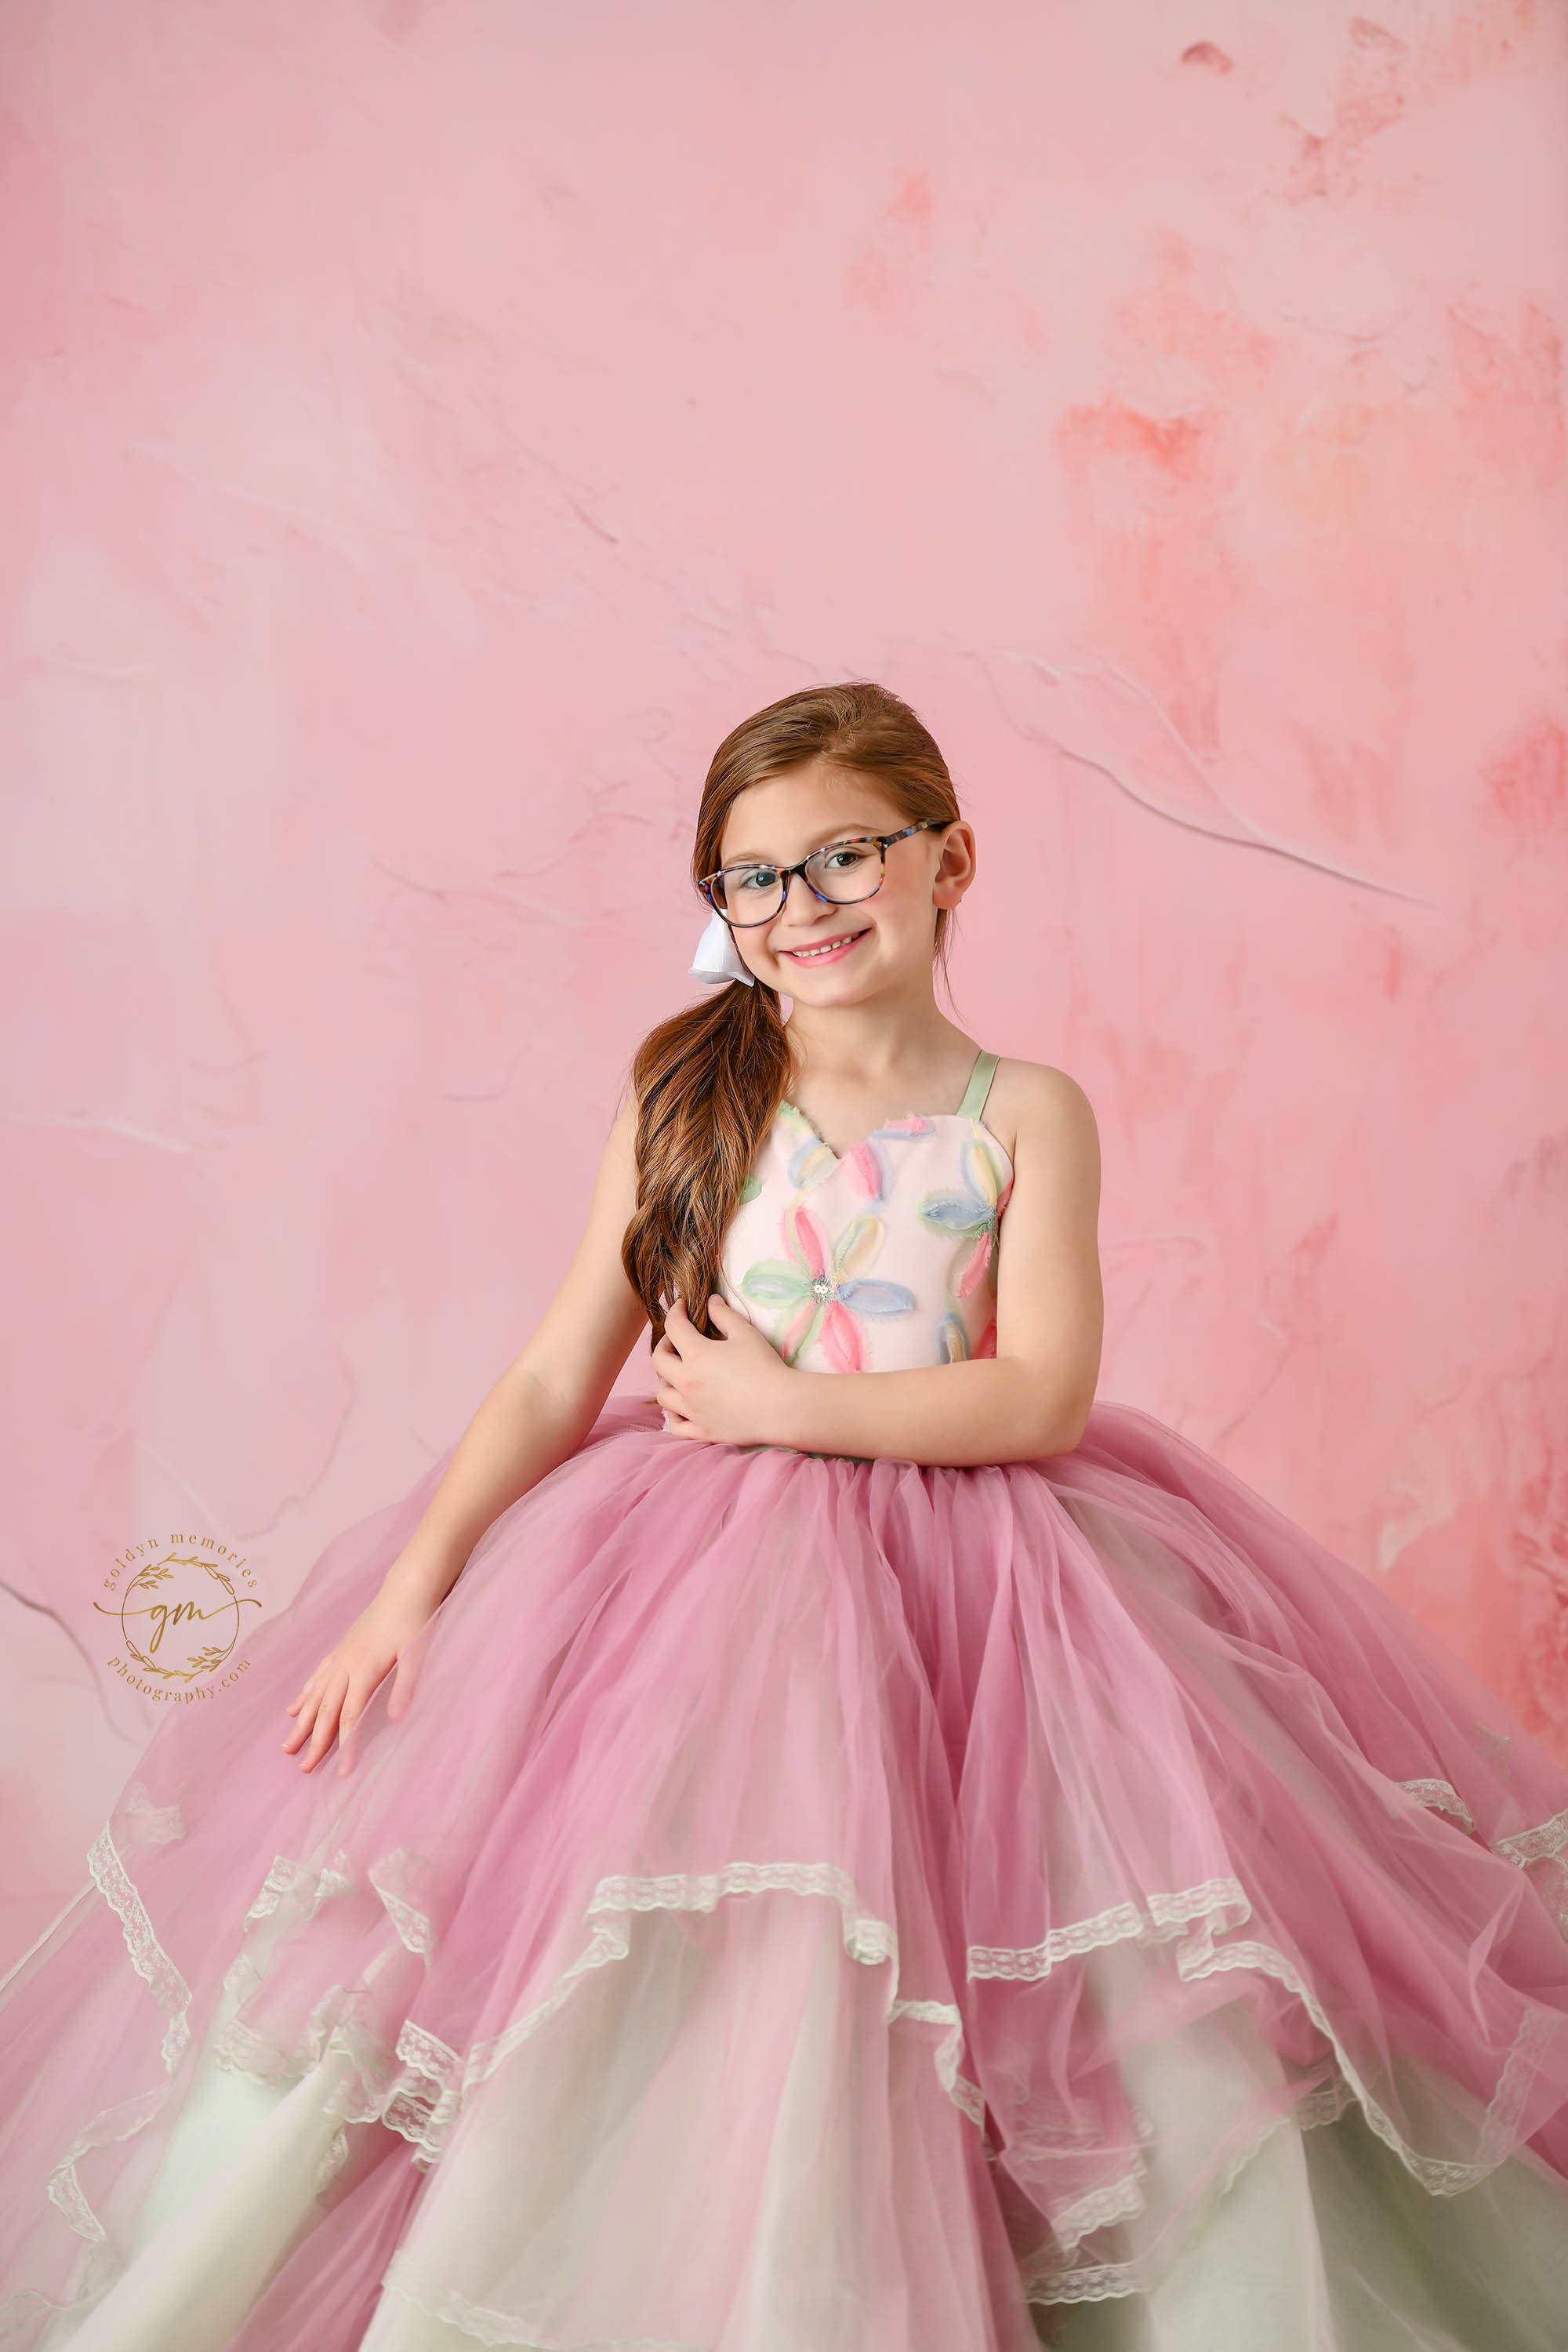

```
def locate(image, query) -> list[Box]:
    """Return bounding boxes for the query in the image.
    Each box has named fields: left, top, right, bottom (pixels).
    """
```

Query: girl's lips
left=778, top=927, right=868, bottom=968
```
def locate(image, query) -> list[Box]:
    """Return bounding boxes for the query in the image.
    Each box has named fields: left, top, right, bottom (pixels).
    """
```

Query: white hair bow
left=689, top=909, right=756, bottom=988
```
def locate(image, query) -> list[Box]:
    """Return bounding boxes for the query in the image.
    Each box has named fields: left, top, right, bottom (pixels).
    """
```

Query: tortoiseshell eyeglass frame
left=697, top=818, right=953, bottom=927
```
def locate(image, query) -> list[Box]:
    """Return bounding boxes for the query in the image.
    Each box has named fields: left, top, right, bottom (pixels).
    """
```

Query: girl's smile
left=713, top=758, right=976, bottom=1003
left=775, top=925, right=870, bottom=967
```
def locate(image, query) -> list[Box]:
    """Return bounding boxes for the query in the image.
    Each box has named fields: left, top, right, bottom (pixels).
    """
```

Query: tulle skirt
left=2, top=1396, right=1567, bottom=2350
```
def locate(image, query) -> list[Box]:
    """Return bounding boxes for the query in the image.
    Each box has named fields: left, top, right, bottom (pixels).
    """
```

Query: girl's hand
left=652, top=1294, right=794, bottom=1447
left=281, top=1572, right=444, bottom=1777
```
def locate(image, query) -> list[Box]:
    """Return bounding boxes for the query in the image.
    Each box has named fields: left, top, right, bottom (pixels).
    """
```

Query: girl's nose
left=784, top=867, right=829, bottom=912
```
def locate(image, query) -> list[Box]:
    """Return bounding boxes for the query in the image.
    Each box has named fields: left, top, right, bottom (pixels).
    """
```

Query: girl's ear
left=935, top=818, right=978, bottom=906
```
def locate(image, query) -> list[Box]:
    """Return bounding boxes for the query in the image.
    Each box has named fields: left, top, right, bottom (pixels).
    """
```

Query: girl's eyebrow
left=719, top=826, right=876, bottom=866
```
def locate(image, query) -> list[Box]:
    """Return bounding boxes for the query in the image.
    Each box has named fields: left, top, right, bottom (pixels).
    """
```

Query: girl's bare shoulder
left=982, top=1055, right=1100, bottom=1176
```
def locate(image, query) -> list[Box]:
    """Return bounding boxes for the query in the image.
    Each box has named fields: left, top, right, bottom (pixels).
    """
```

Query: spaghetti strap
left=955, top=1048, right=1000, bottom=1122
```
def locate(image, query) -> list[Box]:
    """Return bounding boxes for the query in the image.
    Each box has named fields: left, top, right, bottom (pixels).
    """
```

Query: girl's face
left=714, top=758, right=975, bottom=1003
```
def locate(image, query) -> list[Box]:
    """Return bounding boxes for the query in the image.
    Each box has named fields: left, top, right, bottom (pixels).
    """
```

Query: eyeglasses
left=698, top=819, right=953, bottom=928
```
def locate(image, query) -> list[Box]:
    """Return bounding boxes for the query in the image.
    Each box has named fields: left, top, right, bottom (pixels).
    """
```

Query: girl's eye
left=735, top=867, right=778, bottom=894
left=821, top=844, right=873, bottom=872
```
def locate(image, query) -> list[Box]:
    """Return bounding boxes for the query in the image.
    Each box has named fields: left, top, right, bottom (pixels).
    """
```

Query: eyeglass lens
left=710, top=840, right=884, bottom=923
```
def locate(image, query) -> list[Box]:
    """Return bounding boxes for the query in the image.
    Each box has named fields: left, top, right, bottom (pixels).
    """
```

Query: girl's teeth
left=792, top=935, right=858, bottom=958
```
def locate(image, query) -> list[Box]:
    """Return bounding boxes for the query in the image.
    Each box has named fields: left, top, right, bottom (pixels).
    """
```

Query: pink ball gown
left=2, top=1047, right=1567, bottom=2351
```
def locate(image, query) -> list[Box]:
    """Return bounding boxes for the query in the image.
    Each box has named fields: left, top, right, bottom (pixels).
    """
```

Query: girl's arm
left=376, top=1095, right=650, bottom=1610
left=284, top=1098, right=648, bottom=1773
left=655, top=1065, right=1103, bottom=1468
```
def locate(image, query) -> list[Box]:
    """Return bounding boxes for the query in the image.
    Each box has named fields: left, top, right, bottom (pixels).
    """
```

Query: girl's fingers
left=281, top=1695, right=318, bottom=1752
left=282, top=1672, right=328, bottom=1744
left=302, top=1676, right=350, bottom=1769
left=387, top=1651, right=421, bottom=1722
left=336, top=1689, right=368, bottom=1776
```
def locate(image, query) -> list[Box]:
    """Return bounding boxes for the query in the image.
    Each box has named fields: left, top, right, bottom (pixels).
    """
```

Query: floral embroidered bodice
left=718, top=1049, right=1014, bottom=1374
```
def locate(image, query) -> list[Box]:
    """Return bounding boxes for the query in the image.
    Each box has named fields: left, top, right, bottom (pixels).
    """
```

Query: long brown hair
left=620, top=681, right=963, bottom=1339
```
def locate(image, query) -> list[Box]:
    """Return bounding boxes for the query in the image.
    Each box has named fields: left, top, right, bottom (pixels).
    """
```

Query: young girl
left=2, top=681, right=1566, bottom=2352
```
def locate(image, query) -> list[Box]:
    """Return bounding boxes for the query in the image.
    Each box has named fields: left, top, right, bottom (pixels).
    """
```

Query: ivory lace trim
left=85, top=1827, right=191, bottom=2073
left=1398, top=1776, right=1478, bottom=1831
left=42, top=1825, right=194, bottom=2256
left=962, top=1822, right=1568, bottom=2305
left=1022, top=1963, right=1562, bottom=2305
left=188, top=1850, right=985, bottom=2167
left=967, top=1875, right=1250, bottom=1984
left=368, top=1849, right=439, bottom=1960
left=1033, top=2072, right=1407, bottom=2305
left=46, top=1772, right=1568, bottom=2307
left=120, top=1778, right=186, bottom=1846
left=381, top=2262, right=706, bottom=2348
left=361, top=1862, right=986, bottom=2154
left=1399, top=1780, right=1568, bottom=1935
left=1495, top=1801, right=1568, bottom=1871
left=1003, top=2065, right=1353, bottom=2280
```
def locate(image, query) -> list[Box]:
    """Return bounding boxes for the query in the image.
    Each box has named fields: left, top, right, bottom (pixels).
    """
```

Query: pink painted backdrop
left=3, top=2, right=1566, bottom=1963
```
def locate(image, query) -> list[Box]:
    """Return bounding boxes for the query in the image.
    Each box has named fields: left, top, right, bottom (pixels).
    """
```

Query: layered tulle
left=2, top=1396, right=1567, bottom=2350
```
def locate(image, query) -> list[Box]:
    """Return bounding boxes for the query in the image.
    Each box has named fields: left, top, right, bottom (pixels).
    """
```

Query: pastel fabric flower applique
left=936, top=1308, right=978, bottom=1365
left=918, top=1138, right=1011, bottom=1294
left=717, top=1083, right=1014, bottom=1375
left=918, top=1136, right=1013, bottom=1363
left=775, top=1102, right=935, bottom=1203
left=777, top=1107, right=840, bottom=1195
left=739, top=1198, right=916, bottom=1373
left=834, top=1114, right=936, bottom=1211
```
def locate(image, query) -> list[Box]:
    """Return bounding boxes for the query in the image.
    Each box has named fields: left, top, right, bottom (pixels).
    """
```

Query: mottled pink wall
left=2, top=2, right=1566, bottom=1962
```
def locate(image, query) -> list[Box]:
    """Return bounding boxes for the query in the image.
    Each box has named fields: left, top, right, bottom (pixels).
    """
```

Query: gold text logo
left=96, top=1534, right=263, bottom=1699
